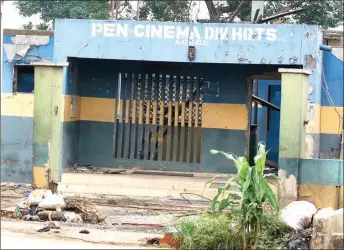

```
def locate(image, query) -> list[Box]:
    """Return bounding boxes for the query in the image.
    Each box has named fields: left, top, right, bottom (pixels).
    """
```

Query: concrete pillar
left=278, top=68, right=312, bottom=207
left=32, top=62, right=68, bottom=189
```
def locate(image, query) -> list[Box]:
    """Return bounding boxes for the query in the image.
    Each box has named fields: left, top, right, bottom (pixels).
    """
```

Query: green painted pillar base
left=32, top=62, right=68, bottom=188
left=277, top=68, right=311, bottom=207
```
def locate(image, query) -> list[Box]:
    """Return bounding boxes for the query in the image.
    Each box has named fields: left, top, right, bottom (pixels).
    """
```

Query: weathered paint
left=320, top=106, right=343, bottom=134
left=202, top=103, right=248, bottom=130
left=298, top=159, right=343, bottom=186
left=1, top=30, right=54, bottom=183
left=54, top=19, right=321, bottom=66
left=278, top=69, right=310, bottom=206
left=298, top=184, right=342, bottom=209
left=1, top=93, right=34, bottom=117
left=33, top=66, right=64, bottom=187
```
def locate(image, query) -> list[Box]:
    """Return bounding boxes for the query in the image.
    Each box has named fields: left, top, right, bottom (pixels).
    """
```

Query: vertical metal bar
left=158, top=74, right=166, bottom=161
left=130, top=73, right=138, bottom=159
left=166, top=75, right=173, bottom=161
left=112, top=72, right=119, bottom=158
left=253, top=79, right=258, bottom=124
left=136, top=0, right=140, bottom=21
left=150, top=73, right=159, bottom=161
left=180, top=76, right=187, bottom=162
left=187, top=76, right=194, bottom=163
left=173, top=76, right=181, bottom=162
left=124, top=73, right=132, bottom=158
left=117, top=73, right=125, bottom=158
left=144, top=73, right=152, bottom=160
left=137, top=73, right=145, bottom=159
left=193, top=77, right=200, bottom=163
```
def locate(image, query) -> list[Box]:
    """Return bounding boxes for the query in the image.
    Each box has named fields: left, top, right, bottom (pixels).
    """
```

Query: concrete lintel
left=278, top=68, right=312, bottom=75
left=30, top=62, right=69, bottom=67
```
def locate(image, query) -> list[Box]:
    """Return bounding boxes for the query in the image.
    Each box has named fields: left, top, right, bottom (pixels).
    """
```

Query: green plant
left=175, top=213, right=241, bottom=250
left=208, top=142, right=280, bottom=249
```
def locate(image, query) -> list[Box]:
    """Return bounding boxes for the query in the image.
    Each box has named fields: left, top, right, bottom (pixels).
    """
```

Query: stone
left=311, top=208, right=344, bottom=249
left=280, top=201, right=317, bottom=230
left=47, top=221, right=60, bottom=229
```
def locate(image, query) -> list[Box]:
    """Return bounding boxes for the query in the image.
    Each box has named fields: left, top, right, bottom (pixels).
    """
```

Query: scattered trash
left=146, top=237, right=161, bottom=245
left=100, top=169, right=126, bottom=174
left=64, top=197, right=106, bottom=224
left=37, top=226, right=50, bottom=233
left=37, top=211, right=66, bottom=221
left=47, top=221, right=60, bottom=229
left=288, top=228, right=312, bottom=250
left=280, top=201, right=317, bottom=231
left=23, top=215, right=39, bottom=221
left=28, top=189, right=50, bottom=206
left=73, top=164, right=99, bottom=173
left=79, top=229, right=90, bottom=234
left=39, top=193, right=65, bottom=210
left=64, top=212, right=83, bottom=223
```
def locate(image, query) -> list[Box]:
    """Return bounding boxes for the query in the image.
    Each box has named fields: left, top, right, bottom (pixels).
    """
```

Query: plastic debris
left=79, top=229, right=90, bottom=234
left=38, top=193, right=65, bottom=210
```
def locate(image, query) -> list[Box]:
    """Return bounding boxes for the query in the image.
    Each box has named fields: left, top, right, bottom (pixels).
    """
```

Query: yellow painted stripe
left=320, top=106, right=343, bottom=134
left=306, top=103, right=320, bottom=134
left=1, top=93, right=34, bottom=117
left=33, top=166, right=46, bottom=188
left=80, top=97, right=116, bottom=122
left=298, top=184, right=341, bottom=209
left=202, top=103, right=248, bottom=130
left=62, top=95, right=81, bottom=122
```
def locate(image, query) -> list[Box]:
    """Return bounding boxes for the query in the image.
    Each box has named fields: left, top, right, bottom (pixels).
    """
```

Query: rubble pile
left=13, top=189, right=106, bottom=224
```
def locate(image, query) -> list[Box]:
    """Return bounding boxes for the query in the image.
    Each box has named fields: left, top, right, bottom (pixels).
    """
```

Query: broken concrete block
left=311, top=208, right=344, bottom=249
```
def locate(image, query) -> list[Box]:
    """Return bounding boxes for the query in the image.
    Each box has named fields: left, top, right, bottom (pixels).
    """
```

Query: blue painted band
left=33, top=143, right=49, bottom=167
left=299, top=159, right=343, bottom=186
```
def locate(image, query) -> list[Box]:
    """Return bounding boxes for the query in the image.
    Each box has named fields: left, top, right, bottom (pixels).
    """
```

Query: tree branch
left=274, top=1, right=304, bottom=16
left=228, top=0, right=245, bottom=23
left=204, top=0, right=219, bottom=20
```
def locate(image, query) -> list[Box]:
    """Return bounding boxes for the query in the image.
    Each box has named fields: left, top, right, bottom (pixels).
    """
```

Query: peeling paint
left=3, top=35, right=50, bottom=62
left=305, top=54, right=316, bottom=69
left=305, top=134, right=315, bottom=158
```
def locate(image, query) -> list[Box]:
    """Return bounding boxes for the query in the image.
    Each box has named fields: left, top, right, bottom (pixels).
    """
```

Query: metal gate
left=113, top=72, right=203, bottom=164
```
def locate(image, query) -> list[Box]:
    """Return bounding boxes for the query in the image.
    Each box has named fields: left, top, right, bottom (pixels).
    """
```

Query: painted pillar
left=278, top=68, right=312, bottom=207
left=32, top=62, right=68, bottom=188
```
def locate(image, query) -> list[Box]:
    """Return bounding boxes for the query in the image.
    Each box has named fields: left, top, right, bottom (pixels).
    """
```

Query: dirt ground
left=1, top=184, right=209, bottom=248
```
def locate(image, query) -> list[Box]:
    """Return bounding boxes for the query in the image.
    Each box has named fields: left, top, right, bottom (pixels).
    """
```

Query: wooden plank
left=158, top=74, right=166, bottom=161
left=117, top=73, right=126, bottom=158
left=144, top=74, right=152, bottom=160
left=150, top=73, right=159, bottom=161
left=112, top=73, right=119, bottom=158
left=193, top=77, right=200, bottom=163
left=187, top=76, right=194, bottom=163
left=166, top=76, right=173, bottom=161
left=124, top=73, right=132, bottom=158
left=173, top=76, right=181, bottom=162
left=137, top=73, right=145, bottom=160
left=130, top=73, right=138, bottom=159
left=180, top=76, right=187, bottom=162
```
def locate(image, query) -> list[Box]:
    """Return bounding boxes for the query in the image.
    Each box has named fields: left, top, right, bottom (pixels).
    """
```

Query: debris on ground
left=146, top=237, right=160, bottom=245
left=47, top=221, right=61, bottom=229
left=288, top=228, right=312, bottom=250
left=79, top=229, right=90, bottom=234
left=100, top=169, right=126, bottom=174
left=5, top=187, right=106, bottom=225
left=64, top=197, right=106, bottom=224
left=72, top=164, right=100, bottom=173
left=37, top=226, right=50, bottom=233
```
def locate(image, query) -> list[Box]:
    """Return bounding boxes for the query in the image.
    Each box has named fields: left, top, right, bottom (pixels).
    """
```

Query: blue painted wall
left=1, top=31, right=54, bottom=183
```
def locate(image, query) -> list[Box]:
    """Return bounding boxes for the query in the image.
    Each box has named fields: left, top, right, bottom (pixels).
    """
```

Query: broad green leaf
left=218, top=199, right=230, bottom=212
left=211, top=188, right=223, bottom=211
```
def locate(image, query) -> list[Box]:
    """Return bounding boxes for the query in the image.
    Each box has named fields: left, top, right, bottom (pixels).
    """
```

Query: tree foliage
left=15, top=0, right=343, bottom=28
left=22, top=22, right=33, bottom=30
left=206, top=0, right=343, bottom=28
